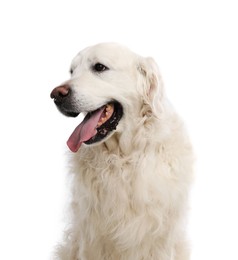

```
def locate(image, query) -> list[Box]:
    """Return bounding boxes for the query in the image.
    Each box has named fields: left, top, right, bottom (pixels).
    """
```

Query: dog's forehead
left=71, top=43, right=137, bottom=69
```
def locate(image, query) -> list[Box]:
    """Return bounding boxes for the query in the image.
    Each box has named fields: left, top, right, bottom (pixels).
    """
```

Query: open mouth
left=67, top=102, right=123, bottom=152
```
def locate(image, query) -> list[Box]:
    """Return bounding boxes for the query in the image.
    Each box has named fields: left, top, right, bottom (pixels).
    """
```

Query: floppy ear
left=137, top=57, right=164, bottom=116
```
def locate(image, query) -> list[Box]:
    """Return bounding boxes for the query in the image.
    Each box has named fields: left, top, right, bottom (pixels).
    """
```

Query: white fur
left=53, top=43, right=193, bottom=260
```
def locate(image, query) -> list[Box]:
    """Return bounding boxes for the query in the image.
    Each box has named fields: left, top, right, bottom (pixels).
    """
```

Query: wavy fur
left=52, top=43, right=193, bottom=260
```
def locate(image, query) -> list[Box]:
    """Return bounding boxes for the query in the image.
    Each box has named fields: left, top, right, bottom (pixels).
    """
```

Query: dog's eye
left=69, top=68, right=73, bottom=75
left=93, top=63, right=109, bottom=72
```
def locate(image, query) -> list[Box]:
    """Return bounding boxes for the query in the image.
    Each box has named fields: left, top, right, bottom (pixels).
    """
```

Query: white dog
left=50, top=43, right=193, bottom=260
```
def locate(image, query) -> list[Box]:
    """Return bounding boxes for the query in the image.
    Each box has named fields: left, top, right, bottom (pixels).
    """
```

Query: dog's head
left=50, top=43, right=164, bottom=152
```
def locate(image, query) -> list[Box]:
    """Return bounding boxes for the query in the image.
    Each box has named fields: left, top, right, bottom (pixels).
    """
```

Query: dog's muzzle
left=50, top=85, right=123, bottom=152
left=50, top=84, right=79, bottom=117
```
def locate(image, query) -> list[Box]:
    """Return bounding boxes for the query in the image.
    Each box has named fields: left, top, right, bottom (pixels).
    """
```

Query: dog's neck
left=102, top=116, right=160, bottom=157
left=103, top=132, right=121, bottom=153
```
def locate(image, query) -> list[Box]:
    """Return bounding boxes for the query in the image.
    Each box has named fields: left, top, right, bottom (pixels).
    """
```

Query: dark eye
left=93, top=63, right=109, bottom=72
left=69, top=68, right=73, bottom=75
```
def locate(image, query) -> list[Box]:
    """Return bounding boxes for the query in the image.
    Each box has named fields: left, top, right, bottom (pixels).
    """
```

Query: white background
left=0, top=0, right=238, bottom=259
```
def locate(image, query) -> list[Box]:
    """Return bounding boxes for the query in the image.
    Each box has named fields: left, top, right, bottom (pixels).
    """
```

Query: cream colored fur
left=53, top=43, right=193, bottom=260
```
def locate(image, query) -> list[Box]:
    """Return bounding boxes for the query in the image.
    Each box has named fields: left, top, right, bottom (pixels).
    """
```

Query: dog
left=50, top=43, right=193, bottom=260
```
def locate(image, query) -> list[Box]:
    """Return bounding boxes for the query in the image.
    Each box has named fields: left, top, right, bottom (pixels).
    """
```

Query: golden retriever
left=50, top=43, right=193, bottom=260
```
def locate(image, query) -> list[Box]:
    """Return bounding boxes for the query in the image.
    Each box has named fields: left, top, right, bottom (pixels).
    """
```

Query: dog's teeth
left=97, top=105, right=114, bottom=128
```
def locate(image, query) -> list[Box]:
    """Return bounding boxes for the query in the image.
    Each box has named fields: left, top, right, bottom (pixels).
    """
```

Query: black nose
left=50, top=84, right=70, bottom=104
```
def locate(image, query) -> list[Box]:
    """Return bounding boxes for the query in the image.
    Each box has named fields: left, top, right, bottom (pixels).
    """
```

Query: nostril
left=50, top=85, right=70, bottom=100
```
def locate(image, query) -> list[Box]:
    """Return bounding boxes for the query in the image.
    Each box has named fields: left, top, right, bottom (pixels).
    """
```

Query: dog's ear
left=137, top=57, right=164, bottom=116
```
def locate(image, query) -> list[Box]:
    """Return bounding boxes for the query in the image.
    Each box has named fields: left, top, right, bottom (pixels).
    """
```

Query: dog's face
left=51, top=43, right=163, bottom=152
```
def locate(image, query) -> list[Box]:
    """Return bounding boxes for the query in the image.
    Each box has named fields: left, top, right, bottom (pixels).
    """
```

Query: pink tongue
left=67, top=107, right=105, bottom=152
